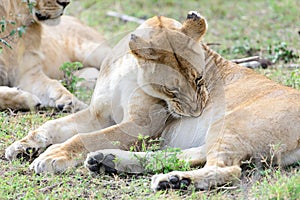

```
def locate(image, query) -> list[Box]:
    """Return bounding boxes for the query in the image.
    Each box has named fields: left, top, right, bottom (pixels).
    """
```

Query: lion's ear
left=129, top=34, right=160, bottom=60
left=181, top=11, right=207, bottom=42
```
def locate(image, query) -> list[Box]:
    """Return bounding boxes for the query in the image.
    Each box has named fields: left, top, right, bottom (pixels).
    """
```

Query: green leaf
left=9, top=30, right=16, bottom=36
left=0, top=38, right=12, bottom=49
left=17, top=26, right=26, bottom=37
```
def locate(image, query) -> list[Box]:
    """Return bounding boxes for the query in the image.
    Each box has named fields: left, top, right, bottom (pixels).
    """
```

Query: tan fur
left=0, top=0, right=110, bottom=111
left=41, top=15, right=111, bottom=80
left=6, top=12, right=300, bottom=191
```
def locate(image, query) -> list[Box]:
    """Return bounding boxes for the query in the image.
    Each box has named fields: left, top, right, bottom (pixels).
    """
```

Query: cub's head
left=28, top=0, right=70, bottom=25
left=129, top=11, right=208, bottom=118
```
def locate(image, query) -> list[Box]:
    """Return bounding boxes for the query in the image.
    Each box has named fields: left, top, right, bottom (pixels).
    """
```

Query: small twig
left=231, top=56, right=272, bottom=69
left=39, top=182, right=64, bottom=193
left=238, top=61, right=261, bottom=69
left=288, top=64, right=300, bottom=69
left=217, top=185, right=239, bottom=190
left=106, top=11, right=145, bottom=24
left=231, top=56, right=260, bottom=64
left=7, top=108, right=17, bottom=116
left=206, top=42, right=221, bottom=46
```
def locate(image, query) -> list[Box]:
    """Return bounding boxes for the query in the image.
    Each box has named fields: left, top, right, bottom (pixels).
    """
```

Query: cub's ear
left=181, top=11, right=207, bottom=42
left=129, top=34, right=160, bottom=60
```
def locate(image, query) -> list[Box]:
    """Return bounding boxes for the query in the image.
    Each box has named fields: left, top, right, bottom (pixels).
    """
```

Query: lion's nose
left=56, top=0, right=70, bottom=9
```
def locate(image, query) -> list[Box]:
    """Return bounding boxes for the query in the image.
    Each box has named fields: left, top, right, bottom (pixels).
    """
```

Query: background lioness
left=0, top=0, right=110, bottom=111
left=6, top=11, right=300, bottom=193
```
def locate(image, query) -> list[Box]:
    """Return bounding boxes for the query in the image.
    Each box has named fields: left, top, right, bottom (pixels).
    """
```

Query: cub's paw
left=5, top=131, right=49, bottom=161
left=30, top=143, right=83, bottom=173
left=151, top=172, right=191, bottom=191
left=84, top=151, right=117, bottom=174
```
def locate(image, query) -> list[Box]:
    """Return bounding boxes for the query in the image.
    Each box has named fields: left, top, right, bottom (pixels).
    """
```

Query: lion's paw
left=55, top=94, right=87, bottom=113
left=30, top=143, right=82, bottom=173
left=0, top=87, right=42, bottom=111
left=5, top=141, right=40, bottom=162
left=84, top=151, right=117, bottom=174
left=151, top=172, right=191, bottom=191
left=5, top=131, right=49, bottom=161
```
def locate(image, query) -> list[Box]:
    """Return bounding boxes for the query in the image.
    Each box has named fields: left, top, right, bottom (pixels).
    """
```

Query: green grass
left=1, top=0, right=300, bottom=199
left=251, top=169, right=300, bottom=199
left=67, top=0, right=300, bottom=61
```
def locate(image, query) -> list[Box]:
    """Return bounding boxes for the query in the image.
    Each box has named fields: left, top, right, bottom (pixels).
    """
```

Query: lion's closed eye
left=195, top=76, right=204, bottom=87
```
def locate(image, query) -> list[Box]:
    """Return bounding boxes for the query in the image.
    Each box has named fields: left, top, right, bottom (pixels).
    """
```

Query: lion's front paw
left=30, top=144, right=84, bottom=174
left=55, top=94, right=87, bottom=113
left=151, top=172, right=191, bottom=191
left=0, top=87, right=42, bottom=111
left=84, top=151, right=117, bottom=174
left=5, top=131, right=49, bottom=161
left=5, top=141, right=40, bottom=162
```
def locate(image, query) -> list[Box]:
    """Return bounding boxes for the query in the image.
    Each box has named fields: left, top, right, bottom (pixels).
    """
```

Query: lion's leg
left=151, top=128, right=244, bottom=191
left=151, top=165, right=241, bottom=191
left=28, top=91, right=168, bottom=173
left=84, top=145, right=207, bottom=175
left=151, top=141, right=241, bottom=190
left=281, top=147, right=300, bottom=166
left=29, top=115, right=167, bottom=173
left=19, top=69, right=87, bottom=112
left=177, top=146, right=207, bottom=167
left=85, top=149, right=148, bottom=174
left=5, top=108, right=108, bottom=161
left=0, top=86, right=41, bottom=111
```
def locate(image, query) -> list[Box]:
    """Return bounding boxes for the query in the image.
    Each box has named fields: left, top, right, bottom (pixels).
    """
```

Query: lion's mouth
left=35, top=12, right=50, bottom=21
left=35, top=11, right=63, bottom=21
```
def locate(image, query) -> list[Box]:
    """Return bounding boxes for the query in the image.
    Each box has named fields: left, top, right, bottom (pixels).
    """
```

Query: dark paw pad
left=157, top=175, right=191, bottom=190
left=86, top=153, right=118, bottom=174
left=187, top=11, right=201, bottom=20
left=16, top=147, right=39, bottom=162
left=57, top=104, right=65, bottom=111
left=57, top=101, right=72, bottom=112
left=35, top=103, right=42, bottom=109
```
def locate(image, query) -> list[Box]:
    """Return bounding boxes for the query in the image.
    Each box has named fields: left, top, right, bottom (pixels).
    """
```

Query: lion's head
left=0, top=0, right=70, bottom=26
left=28, top=0, right=70, bottom=25
left=129, top=11, right=208, bottom=118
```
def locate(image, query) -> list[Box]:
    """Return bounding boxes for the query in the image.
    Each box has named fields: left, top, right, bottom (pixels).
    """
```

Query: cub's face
left=29, top=0, right=70, bottom=25
left=129, top=12, right=208, bottom=118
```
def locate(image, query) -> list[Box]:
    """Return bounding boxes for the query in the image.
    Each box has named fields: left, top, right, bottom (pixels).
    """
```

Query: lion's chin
left=39, top=17, right=62, bottom=26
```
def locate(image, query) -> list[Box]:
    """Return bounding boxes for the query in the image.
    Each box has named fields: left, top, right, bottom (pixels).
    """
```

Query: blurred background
left=67, top=0, right=299, bottom=59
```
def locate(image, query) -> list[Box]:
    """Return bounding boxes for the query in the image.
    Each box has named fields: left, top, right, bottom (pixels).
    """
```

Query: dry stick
left=231, top=56, right=263, bottom=69
left=231, top=56, right=260, bottom=64
left=106, top=11, right=145, bottom=24
left=39, top=182, right=64, bottom=192
left=232, top=57, right=272, bottom=69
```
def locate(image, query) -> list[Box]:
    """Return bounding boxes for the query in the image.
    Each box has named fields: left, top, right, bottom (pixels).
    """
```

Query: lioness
left=6, top=12, right=300, bottom=191
left=0, top=0, right=109, bottom=111
left=41, top=15, right=111, bottom=83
